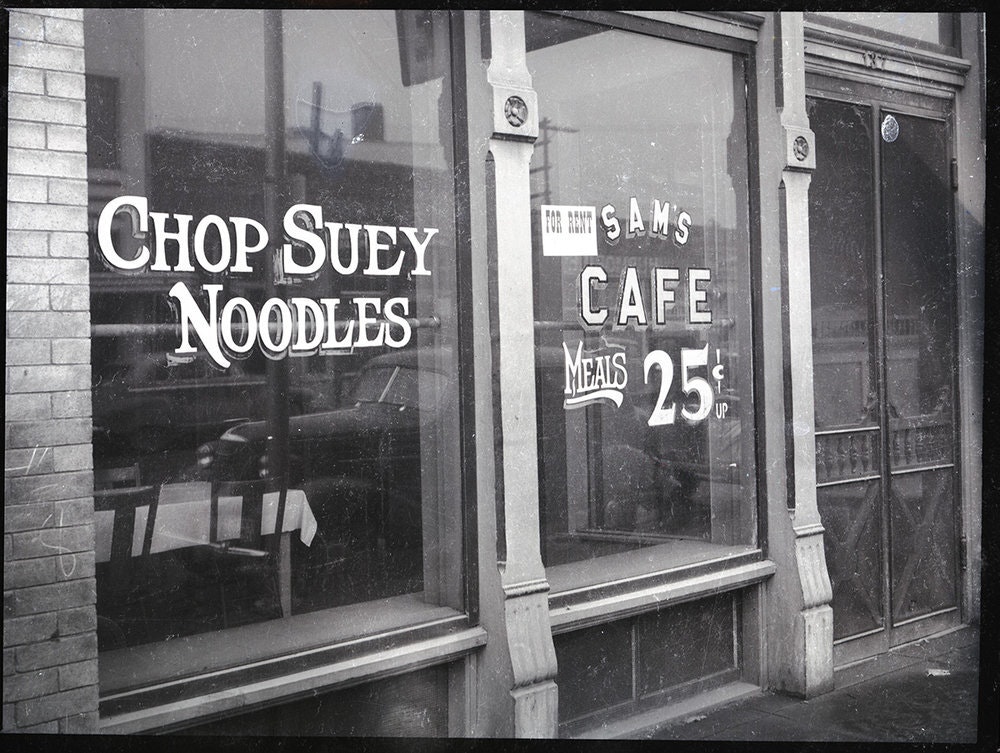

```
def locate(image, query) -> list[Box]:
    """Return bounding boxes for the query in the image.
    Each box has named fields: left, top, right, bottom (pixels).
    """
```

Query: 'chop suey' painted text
left=96, top=196, right=438, bottom=368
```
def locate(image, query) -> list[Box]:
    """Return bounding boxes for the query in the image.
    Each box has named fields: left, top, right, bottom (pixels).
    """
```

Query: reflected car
left=196, top=349, right=451, bottom=552
left=92, top=352, right=317, bottom=459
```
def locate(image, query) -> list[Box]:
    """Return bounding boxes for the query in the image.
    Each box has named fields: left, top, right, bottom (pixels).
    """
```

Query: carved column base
left=503, top=586, right=559, bottom=737
left=512, top=680, right=558, bottom=738
left=782, top=528, right=835, bottom=697
left=790, top=605, right=835, bottom=698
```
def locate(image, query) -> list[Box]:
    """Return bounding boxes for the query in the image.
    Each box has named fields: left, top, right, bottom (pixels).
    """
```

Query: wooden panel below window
left=178, top=665, right=449, bottom=736
left=554, top=592, right=741, bottom=732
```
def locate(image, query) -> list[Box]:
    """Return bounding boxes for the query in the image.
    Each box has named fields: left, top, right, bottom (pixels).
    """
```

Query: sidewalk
left=647, top=626, right=982, bottom=743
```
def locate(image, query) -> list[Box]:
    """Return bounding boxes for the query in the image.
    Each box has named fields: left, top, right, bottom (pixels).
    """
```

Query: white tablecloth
left=95, top=482, right=317, bottom=563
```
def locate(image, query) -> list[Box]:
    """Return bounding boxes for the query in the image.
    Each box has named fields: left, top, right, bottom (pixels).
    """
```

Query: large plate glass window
left=85, top=9, right=464, bottom=684
left=525, top=13, right=757, bottom=590
left=809, top=13, right=959, bottom=51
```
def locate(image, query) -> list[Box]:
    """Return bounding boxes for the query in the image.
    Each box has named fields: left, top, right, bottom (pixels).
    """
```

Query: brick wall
left=5, top=8, right=99, bottom=734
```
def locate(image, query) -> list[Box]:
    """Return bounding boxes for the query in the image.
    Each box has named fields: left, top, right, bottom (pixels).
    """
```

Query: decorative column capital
left=487, top=11, right=539, bottom=142
left=785, top=126, right=816, bottom=172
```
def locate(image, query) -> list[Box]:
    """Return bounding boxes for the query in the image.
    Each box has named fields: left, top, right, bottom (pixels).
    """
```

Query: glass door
left=880, top=112, right=959, bottom=629
left=807, top=93, right=960, bottom=662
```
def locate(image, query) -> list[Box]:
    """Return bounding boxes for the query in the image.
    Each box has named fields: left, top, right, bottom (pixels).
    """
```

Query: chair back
left=211, top=477, right=288, bottom=556
left=94, top=484, right=159, bottom=562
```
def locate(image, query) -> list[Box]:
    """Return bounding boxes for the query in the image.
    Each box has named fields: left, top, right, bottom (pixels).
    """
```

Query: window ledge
left=548, top=541, right=760, bottom=598
left=549, top=557, right=776, bottom=633
left=98, top=594, right=483, bottom=733
left=99, top=621, right=485, bottom=734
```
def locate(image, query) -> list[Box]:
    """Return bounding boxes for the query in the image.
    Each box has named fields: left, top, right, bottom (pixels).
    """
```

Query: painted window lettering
left=578, top=264, right=712, bottom=328
left=95, top=196, right=438, bottom=368
left=559, top=198, right=731, bottom=429
left=600, top=198, right=692, bottom=246
left=169, top=283, right=412, bottom=369
left=563, top=340, right=628, bottom=409
left=97, top=197, right=438, bottom=277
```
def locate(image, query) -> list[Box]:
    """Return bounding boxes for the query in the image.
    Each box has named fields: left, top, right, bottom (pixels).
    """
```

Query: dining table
left=95, top=481, right=317, bottom=617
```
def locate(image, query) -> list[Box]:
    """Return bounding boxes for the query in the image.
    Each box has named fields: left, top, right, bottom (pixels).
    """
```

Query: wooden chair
left=93, top=477, right=159, bottom=648
left=94, top=463, right=159, bottom=567
left=208, top=477, right=290, bottom=626
left=93, top=484, right=160, bottom=563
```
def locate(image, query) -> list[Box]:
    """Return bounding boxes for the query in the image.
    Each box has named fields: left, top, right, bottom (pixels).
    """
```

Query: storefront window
left=525, top=14, right=757, bottom=586
left=814, top=13, right=957, bottom=49
left=85, top=9, right=464, bottom=666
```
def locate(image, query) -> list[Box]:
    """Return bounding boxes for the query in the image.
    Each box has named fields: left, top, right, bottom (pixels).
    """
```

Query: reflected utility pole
left=263, top=10, right=290, bottom=491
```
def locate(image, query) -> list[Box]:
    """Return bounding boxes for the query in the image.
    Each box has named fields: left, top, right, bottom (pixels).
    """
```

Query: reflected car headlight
left=196, top=443, right=216, bottom=469
left=258, top=453, right=270, bottom=479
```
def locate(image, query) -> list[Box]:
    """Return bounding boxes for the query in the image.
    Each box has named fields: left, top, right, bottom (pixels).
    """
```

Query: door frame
left=805, top=74, right=964, bottom=668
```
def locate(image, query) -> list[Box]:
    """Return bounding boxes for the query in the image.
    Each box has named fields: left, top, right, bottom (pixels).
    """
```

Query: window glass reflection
left=86, top=9, right=462, bottom=654
left=881, top=112, right=955, bottom=469
left=526, top=14, right=756, bottom=578
left=818, top=13, right=954, bottom=48
left=807, top=98, right=878, bottom=431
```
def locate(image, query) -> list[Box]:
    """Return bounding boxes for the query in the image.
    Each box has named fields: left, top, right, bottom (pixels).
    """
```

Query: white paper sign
left=540, top=205, right=597, bottom=257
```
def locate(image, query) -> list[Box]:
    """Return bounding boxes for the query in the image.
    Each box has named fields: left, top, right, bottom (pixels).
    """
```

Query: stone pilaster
left=484, top=11, right=558, bottom=738
left=764, top=11, right=834, bottom=698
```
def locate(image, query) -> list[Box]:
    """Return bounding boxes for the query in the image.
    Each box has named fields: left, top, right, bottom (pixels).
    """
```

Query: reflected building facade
left=4, top=9, right=985, bottom=738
